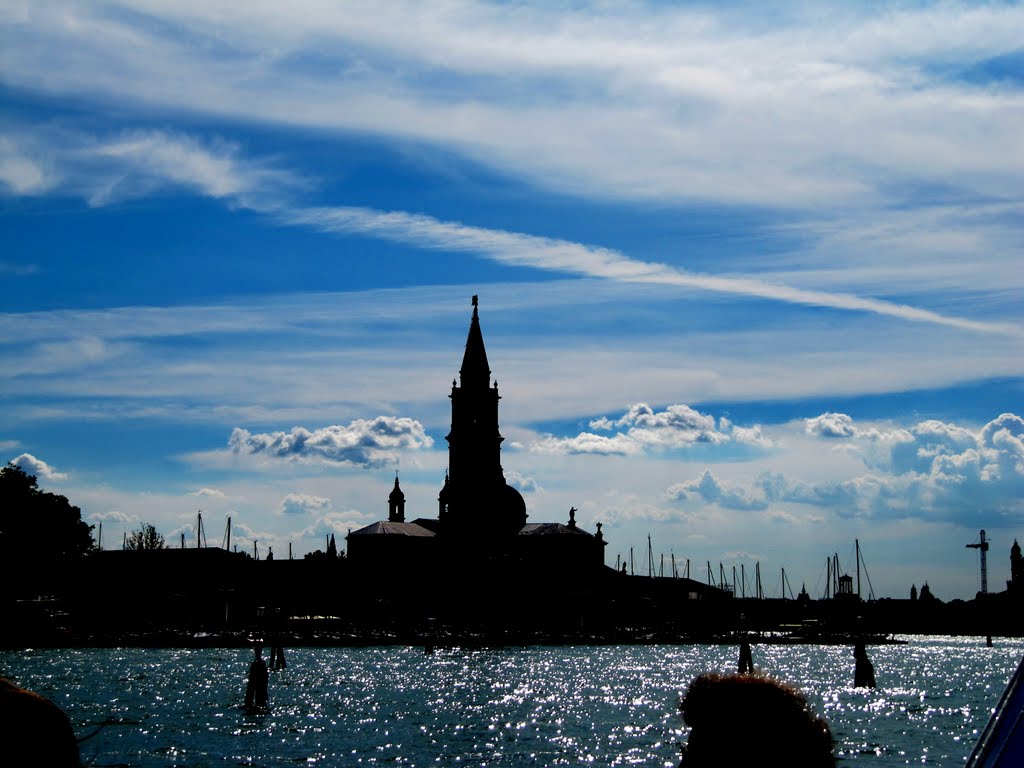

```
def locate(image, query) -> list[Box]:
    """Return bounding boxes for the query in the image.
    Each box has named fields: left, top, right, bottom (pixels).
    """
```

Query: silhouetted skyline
left=1, top=2, right=1022, bottom=600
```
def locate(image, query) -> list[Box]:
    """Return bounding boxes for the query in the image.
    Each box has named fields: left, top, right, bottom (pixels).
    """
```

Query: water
left=2, top=636, right=1021, bottom=766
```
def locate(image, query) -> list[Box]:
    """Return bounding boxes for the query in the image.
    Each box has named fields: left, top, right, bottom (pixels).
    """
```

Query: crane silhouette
left=966, top=529, right=989, bottom=594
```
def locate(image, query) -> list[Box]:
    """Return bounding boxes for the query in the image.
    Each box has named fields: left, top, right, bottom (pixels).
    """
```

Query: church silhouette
left=347, top=297, right=607, bottom=590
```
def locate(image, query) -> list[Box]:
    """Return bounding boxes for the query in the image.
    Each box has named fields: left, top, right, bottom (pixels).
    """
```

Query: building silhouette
left=347, top=297, right=607, bottom=590
left=1008, top=539, right=1022, bottom=595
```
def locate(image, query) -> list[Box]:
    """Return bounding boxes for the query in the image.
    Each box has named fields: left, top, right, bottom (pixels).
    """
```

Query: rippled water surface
left=2, top=637, right=1021, bottom=766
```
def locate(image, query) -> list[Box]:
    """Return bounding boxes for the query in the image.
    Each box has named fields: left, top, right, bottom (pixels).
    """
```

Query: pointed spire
left=389, top=473, right=405, bottom=501
left=460, top=295, right=490, bottom=387
left=389, top=473, right=406, bottom=522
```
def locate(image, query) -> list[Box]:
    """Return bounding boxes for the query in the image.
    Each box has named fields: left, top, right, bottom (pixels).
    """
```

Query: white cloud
left=667, top=469, right=769, bottom=512
left=533, top=403, right=772, bottom=457
left=679, top=413, right=1024, bottom=525
left=0, top=125, right=301, bottom=209
left=228, top=417, right=434, bottom=468
left=9, top=452, right=67, bottom=481
left=189, top=487, right=227, bottom=498
left=87, top=509, right=137, bottom=524
left=504, top=470, right=540, bottom=494
left=0, top=281, right=1019, bottom=434
left=5, top=1, right=1022, bottom=210
left=531, top=431, right=641, bottom=457
left=278, top=493, right=332, bottom=515
left=299, top=510, right=373, bottom=540
left=1, top=3, right=1021, bottom=338
left=805, top=412, right=857, bottom=438
left=285, top=205, right=1021, bottom=336
left=0, top=136, right=54, bottom=195
left=725, top=421, right=774, bottom=449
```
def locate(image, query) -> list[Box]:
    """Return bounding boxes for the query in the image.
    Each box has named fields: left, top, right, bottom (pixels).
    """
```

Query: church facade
left=346, top=297, right=606, bottom=582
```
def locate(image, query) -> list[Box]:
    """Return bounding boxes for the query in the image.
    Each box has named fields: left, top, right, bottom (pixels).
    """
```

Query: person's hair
left=679, top=673, right=834, bottom=766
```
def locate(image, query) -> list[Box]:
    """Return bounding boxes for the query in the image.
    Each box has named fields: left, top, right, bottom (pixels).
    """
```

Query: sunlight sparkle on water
left=1, top=636, right=1020, bottom=766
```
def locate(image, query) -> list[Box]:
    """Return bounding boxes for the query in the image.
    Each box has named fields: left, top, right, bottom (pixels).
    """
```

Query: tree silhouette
left=0, top=462, right=93, bottom=562
left=125, top=523, right=165, bottom=551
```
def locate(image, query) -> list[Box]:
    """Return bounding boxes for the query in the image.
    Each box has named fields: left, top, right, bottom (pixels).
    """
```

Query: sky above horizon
left=2, top=1, right=1022, bottom=601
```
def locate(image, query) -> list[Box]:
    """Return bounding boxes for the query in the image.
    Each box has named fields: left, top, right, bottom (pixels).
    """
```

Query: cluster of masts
left=615, top=536, right=876, bottom=601
left=97, top=510, right=298, bottom=561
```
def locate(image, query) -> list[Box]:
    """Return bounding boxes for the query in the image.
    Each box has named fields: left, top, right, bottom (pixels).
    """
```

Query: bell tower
left=441, top=296, right=526, bottom=536
left=388, top=475, right=405, bottom=523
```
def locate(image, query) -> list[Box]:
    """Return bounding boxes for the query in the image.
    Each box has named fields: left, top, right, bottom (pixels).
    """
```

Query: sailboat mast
left=856, top=538, right=862, bottom=599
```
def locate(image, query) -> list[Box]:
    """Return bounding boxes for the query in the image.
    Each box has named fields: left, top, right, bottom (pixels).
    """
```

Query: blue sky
left=2, top=1, right=1022, bottom=599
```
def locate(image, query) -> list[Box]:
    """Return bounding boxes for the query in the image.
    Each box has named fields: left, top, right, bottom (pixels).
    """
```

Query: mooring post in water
left=738, top=640, right=754, bottom=674
left=245, top=645, right=269, bottom=711
left=266, top=607, right=286, bottom=670
left=854, top=640, right=877, bottom=688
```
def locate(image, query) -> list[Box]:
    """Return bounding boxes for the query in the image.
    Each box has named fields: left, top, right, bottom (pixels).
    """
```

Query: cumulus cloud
left=719, top=418, right=773, bottom=448
left=278, top=493, right=332, bottom=515
left=229, top=416, right=433, bottom=468
left=531, top=432, right=641, bottom=456
left=300, top=510, right=373, bottom=539
left=805, top=412, right=857, bottom=438
left=9, top=452, right=67, bottom=481
left=504, top=471, right=541, bottom=494
left=674, top=413, right=1024, bottom=524
left=667, top=470, right=769, bottom=511
left=533, top=403, right=772, bottom=456
left=600, top=502, right=675, bottom=524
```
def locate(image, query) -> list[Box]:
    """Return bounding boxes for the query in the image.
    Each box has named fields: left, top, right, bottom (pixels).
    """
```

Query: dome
left=500, top=482, right=527, bottom=530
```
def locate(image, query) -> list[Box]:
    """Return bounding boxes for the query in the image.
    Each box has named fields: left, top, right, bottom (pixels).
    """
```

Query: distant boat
left=966, top=652, right=1024, bottom=766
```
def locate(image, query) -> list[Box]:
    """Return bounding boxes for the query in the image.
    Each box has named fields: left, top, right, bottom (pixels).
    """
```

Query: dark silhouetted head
left=0, top=677, right=80, bottom=767
left=679, top=673, right=834, bottom=767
